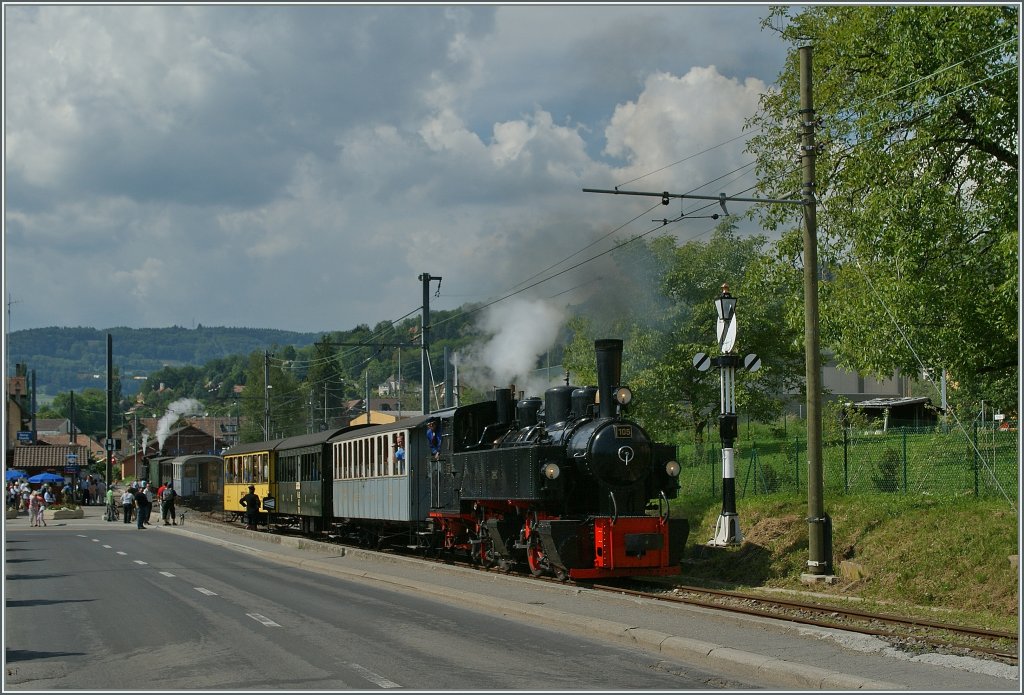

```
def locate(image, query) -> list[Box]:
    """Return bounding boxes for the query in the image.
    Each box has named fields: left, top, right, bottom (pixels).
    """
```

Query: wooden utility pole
left=800, top=44, right=833, bottom=580
left=105, top=334, right=113, bottom=485
left=419, top=272, right=442, bottom=414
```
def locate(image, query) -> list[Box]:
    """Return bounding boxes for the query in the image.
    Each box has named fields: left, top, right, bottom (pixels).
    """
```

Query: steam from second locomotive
left=156, top=397, right=203, bottom=451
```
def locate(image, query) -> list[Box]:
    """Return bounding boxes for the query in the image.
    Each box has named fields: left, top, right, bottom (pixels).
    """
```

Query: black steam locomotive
left=220, top=338, right=688, bottom=581
left=425, top=338, right=688, bottom=579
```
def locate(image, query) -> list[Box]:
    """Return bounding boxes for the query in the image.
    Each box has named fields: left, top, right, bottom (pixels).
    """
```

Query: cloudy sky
left=5, top=4, right=793, bottom=337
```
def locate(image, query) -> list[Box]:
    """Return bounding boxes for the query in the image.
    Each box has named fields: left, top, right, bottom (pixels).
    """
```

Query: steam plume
left=157, top=398, right=202, bottom=451
left=460, top=298, right=566, bottom=397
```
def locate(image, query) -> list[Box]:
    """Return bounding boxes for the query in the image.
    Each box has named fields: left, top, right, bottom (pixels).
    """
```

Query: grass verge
left=674, top=492, right=1019, bottom=633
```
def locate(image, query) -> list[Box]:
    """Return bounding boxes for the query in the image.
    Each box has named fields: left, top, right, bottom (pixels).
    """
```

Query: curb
left=181, top=516, right=906, bottom=690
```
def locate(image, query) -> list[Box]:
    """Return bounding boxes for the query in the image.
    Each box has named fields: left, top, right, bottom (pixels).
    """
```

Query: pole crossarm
left=582, top=188, right=805, bottom=207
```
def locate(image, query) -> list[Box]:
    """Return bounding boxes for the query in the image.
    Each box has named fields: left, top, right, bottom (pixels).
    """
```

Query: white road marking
left=160, top=571, right=176, bottom=577
left=76, top=534, right=87, bottom=538
left=102, top=544, right=112, bottom=548
left=346, top=663, right=401, bottom=689
left=91, top=539, right=100, bottom=542
left=246, top=613, right=280, bottom=627
left=194, top=587, right=217, bottom=596
left=133, top=560, right=147, bottom=565
left=117, top=551, right=128, bottom=556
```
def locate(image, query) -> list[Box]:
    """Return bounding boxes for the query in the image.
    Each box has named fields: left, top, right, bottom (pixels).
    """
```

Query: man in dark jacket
left=240, top=485, right=261, bottom=530
left=134, top=486, right=148, bottom=529
left=161, top=483, right=178, bottom=526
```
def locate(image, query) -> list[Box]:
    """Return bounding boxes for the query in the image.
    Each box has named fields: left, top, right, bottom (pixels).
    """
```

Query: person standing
left=121, top=487, right=135, bottom=524
left=426, top=420, right=441, bottom=460
left=104, top=485, right=116, bottom=521
left=133, top=485, right=148, bottom=529
left=29, top=491, right=46, bottom=527
left=156, top=481, right=167, bottom=522
left=240, top=485, right=261, bottom=531
left=143, top=482, right=155, bottom=525
left=161, top=483, right=178, bottom=526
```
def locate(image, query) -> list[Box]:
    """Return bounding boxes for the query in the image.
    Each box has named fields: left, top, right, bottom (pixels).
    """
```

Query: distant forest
left=9, top=326, right=324, bottom=399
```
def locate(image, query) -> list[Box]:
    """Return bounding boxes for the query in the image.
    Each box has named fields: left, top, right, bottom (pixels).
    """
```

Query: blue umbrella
left=5, top=469, right=27, bottom=482
left=28, top=472, right=66, bottom=484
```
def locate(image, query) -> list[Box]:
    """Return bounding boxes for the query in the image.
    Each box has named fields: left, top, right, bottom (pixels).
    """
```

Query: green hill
left=8, top=326, right=324, bottom=398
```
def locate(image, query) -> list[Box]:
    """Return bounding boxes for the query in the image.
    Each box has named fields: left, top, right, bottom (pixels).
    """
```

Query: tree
left=42, top=388, right=108, bottom=439
left=746, top=6, right=1018, bottom=416
left=238, top=350, right=304, bottom=442
left=304, top=336, right=348, bottom=431
left=565, top=223, right=805, bottom=444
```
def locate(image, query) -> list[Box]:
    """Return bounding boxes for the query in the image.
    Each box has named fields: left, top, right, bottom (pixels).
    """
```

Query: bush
left=872, top=447, right=902, bottom=492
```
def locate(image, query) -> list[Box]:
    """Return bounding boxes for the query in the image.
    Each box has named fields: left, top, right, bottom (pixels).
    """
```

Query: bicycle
left=105, top=502, right=120, bottom=522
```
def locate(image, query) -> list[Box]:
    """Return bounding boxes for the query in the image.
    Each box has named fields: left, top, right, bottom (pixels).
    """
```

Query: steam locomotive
left=220, top=338, right=689, bottom=580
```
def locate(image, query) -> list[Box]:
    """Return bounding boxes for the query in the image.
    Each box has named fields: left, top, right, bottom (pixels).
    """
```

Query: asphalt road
left=4, top=520, right=756, bottom=690
left=6, top=506, right=1019, bottom=692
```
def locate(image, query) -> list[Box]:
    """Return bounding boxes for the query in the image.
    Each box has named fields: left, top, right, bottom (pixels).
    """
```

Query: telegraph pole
left=800, top=44, right=833, bottom=580
left=105, top=334, right=113, bottom=485
left=419, top=272, right=442, bottom=414
left=264, top=350, right=271, bottom=438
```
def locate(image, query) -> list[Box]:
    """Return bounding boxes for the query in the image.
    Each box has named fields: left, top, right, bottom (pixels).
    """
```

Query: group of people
left=114, top=480, right=179, bottom=529
left=79, top=475, right=106, bottom=506
left=7, top=480, right=56, bottom=527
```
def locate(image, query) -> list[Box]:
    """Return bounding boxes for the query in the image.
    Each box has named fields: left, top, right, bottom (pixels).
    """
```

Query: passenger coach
left=222, top=439, right=281, bottom=522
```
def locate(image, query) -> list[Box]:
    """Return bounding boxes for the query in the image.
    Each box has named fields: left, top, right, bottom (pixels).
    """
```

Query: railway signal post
left=694, top=284, right=760, bottom=547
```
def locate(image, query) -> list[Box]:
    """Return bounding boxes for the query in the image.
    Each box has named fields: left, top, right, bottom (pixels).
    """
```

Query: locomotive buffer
left=693, top=284, right=760, bottom=547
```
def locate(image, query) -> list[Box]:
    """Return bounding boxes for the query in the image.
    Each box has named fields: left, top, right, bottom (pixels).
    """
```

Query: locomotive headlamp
left=665, top=460, right=681, bottom=477
left=613, top=387, right=632, bottom=406
left=542, top=463, right=561, bottom=480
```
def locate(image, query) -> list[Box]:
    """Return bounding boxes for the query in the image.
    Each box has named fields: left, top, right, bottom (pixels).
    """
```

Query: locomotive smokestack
left=594, top=339, right=623, bottom=419
left=494, top=388, right=514, bottom=425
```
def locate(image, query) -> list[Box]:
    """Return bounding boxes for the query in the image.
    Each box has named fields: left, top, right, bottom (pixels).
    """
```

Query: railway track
left=594, top=581, right=1019, bottom=665
left=195, top=510, right=1018, bottom=665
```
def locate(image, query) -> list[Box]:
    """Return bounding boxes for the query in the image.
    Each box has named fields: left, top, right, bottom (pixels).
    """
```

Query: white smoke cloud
left=156, top=398, right=202, bottom=451
left=459, top=298, right=566, bottom=398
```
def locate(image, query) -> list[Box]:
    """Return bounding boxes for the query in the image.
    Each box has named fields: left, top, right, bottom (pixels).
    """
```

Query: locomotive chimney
left=594, top=339, right=623, bottom=419
left=494, top=387, right=514, bottom=425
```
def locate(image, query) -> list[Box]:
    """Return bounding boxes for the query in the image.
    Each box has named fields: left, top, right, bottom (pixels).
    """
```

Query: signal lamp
left=665, top=461, right=680, bottom=477
left=542, top=463, right=561, bottom=480
left=613, top=387, right=632, bottom=406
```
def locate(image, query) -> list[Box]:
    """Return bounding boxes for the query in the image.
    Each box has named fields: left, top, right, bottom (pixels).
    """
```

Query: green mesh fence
left=677, top=423, right=1019, bottom=501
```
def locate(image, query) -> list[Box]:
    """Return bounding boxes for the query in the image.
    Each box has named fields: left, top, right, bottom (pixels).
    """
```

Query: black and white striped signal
left=691, top=284, right=764, bottom=548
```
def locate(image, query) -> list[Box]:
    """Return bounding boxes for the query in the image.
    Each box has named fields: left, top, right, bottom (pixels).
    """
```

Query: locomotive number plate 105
left=615, top=425, right=633, bottom=438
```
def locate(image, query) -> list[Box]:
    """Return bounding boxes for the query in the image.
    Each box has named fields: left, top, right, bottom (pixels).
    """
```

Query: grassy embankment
left=673, top=492, right=1019, bottom=633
